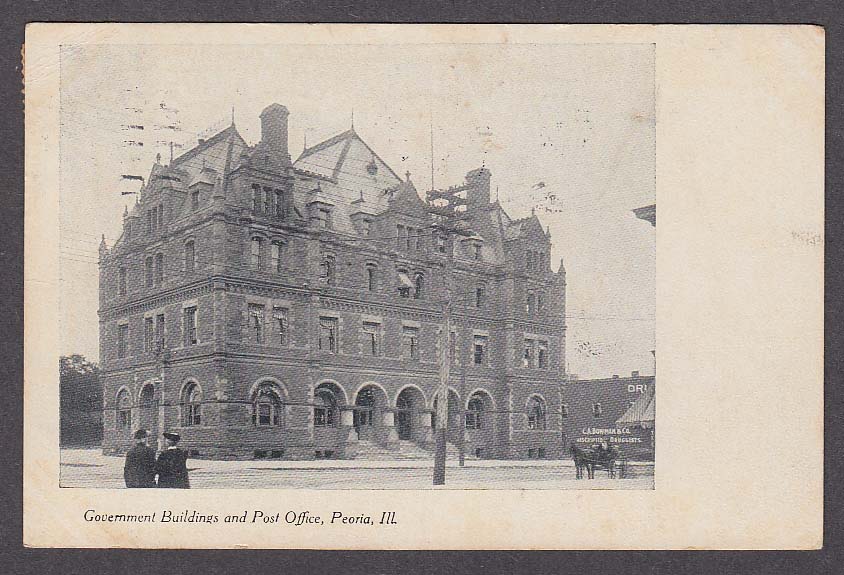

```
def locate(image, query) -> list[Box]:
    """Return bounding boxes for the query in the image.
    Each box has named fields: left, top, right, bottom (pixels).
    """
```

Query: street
left=61, top=449, right=654, bottom=490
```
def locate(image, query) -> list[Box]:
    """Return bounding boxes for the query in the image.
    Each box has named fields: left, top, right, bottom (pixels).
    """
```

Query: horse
left=569, top=443, right=593, bottom=479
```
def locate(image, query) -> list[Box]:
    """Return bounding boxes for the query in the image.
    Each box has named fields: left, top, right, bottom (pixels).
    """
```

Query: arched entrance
left=395, top=386, right=426, bottom=441
left=138, top=383, right=158, bottom=447
left=465, top=390, right=496, bottom=458
left=353, top=384, right=388, bottom=440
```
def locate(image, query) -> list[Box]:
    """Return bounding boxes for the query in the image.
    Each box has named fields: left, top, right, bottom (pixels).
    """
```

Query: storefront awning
left=616, top=385, right=655, bottom=428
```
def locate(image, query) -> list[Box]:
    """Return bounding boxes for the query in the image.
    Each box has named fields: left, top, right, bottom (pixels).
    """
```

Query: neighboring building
left=561, top=372, right=655, bottom=460
left=99, top=103, right=567, bottom=460
left=632, top=204, right=655, bottom=227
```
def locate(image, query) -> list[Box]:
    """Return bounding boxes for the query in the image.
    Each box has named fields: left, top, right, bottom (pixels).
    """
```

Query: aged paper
left=24, top=24, right=823, bottom=548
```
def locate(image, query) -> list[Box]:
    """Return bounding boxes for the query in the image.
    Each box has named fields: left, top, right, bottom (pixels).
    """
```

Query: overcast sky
left=59, top=42, right=654, bottom=379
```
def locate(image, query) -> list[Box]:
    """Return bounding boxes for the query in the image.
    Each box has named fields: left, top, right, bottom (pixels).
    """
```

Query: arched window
left=526, top=291, right=536, bottom=316
left=527, top=396, right=546, bottom=430
left=184, top=240, right=195, bottom=274
left=251, top=237, right=263, bottom=270
left=465, top=395, right=484, bottom=430
left=116, top=389, right=132, bottom=433
left=271, top=242, right=282, bottom=272
left=413, top=272, right=424, bottom=299
left=561, top=403, right=570, bottom=418
left=154, top=253, right=164, bottom=286
left=275, top=190, right=285, bottom=218
left=182, top=382, right=202, bottom=426
left=365, top=264, right=377, bottom=292
left=252, top=383, right=283, bottom=427
left=313, top=388, right=338, bottom=427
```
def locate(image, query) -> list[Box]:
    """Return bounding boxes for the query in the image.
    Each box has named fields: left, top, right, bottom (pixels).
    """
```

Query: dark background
left=1, top=2, right=840, bottom=573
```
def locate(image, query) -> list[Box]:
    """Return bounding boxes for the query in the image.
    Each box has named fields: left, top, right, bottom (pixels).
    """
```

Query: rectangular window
left=537, top=341, right=548, bottom=369
left=271, top=242, right=281, bottom=273
left=185, top=242, right=195, bottom=274
left=523, top=339, right=534, bottom=368
left=191, top=190, right=199, bottom=210
left=275, top=190, right=285, bottom=217
left=146, top=210, right=153, bottom=234
left=144, top=317, right=154, bottom=353
left=406, top=227, right=413, bottom=250
left=402, top=326, right=419, bottom=360
left=158, top=204, right=164, bottom=228
left=473, top=335, right=487, bottom=366
left=318, top=208, right=332, bottom=229
left=475, top=286, right=485, bottom=308
left=264, top=187, right=273, bottom=214
left=251, top=237, right=263, bottom=270
left=155, top=313, right=165, bottom=352
left=118, top=267, right=127, bottom=295
left=436, top=235, right=446, bottom=254
left=361, top=218, right=372, bottom=236
left=117, top=324, right=129, bottom=358
left=272, top=307, right=288, bottom=346
left=252, top=185, right=261, bottom=212
left=118, top=409, right=131, bottom=431
left=319, top=317, right=338, bottom=353
left=474, top=243, right=482, bottom=261
left=363, top=321, right=380, bottom=356
left=145, top=257, right=153, bottom=287
left=155, top=254, right=164, bottom=286
left=249, top=304, right=265, bottom=344
left=396, top=225, right=405, bottom=248
left=561, top=404, right=570, bottom=418
left=321, top=255, right=335, bottom=285
left=184, top=306, right=197, bottom=346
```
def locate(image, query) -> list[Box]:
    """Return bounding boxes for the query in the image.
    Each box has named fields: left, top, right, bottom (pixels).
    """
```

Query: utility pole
left=427, top=181, right=472, bottom=485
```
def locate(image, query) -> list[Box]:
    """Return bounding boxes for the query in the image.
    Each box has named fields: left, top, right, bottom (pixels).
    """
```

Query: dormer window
left=361, top=218, right=372, bottom=236
left=366, top=160, right=378, bottom=176
left=397, top=269, right=412, bottom=298
left=317, top=208, right=332, bottom=229
left=473, top=243, right=482, bottom=261
left=191, top=190, right=200, bottom=210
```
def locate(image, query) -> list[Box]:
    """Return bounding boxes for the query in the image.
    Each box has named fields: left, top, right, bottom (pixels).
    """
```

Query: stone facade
left=99, top=103, right=567, bottom=460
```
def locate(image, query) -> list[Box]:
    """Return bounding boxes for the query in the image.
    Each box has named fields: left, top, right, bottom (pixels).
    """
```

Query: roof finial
left=303, top=130, right=308, bottom=152
left=231, top=105, right=235, bottom=126
left=531, top=206, right=536, bottom=216
left=496, top=185, right=499, bottom=202
left=351, top=108, right=355, bottom=131
left=405, top=170, right=411, bottom=182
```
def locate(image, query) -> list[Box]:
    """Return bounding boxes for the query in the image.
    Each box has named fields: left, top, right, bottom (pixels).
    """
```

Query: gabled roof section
left=387, top=179, right=430, bottom=219
left=505, top=213, right=545, bottom=240
left=294, top=128, right=402, bottom=184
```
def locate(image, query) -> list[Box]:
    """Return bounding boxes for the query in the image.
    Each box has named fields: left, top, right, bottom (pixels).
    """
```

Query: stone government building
left=99, top=103, right=567, bottom=460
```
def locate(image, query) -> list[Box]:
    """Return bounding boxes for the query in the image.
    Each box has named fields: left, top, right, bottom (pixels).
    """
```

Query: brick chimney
left=466, top=167, right=491, bottom=208
left=260, top=103, right=291, bottom=166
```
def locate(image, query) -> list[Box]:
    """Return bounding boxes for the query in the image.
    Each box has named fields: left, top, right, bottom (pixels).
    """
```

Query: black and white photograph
left=57, top=40, right=655, bottom=490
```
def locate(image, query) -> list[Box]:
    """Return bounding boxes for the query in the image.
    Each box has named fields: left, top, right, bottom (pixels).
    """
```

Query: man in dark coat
left=124, top=429, right=157, bottom=488
left=155, top=431, right=190, bottom=488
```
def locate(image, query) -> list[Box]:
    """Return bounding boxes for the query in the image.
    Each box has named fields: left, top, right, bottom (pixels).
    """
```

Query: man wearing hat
left=155, top=432, right=190, bottom=488
left=123, top=429, right=157, bottom=488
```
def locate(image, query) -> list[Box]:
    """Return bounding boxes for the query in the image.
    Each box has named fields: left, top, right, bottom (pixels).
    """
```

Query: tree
left=59, top=355, right=103, bottom=446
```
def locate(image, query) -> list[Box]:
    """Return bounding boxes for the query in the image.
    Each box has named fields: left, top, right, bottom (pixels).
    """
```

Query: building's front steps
left=348, top=439, right=477, bottom=461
